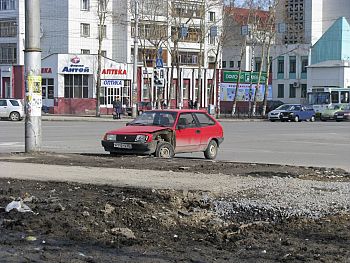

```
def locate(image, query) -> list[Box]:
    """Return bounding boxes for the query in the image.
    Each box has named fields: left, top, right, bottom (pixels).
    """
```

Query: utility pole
left=25, top=0, right=42, bottom=152
left=132, top=0, right=139, bottom=118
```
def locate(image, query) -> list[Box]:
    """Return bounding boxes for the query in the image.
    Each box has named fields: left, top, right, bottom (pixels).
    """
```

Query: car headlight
left=106, top=134, right=116, bottom=141
left=135, top=135, right=148, bottom=143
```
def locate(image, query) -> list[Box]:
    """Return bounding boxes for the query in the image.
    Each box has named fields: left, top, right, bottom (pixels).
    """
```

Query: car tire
left=204, top=140, right=218, bottom=160
left=109, top=152, right=119, bottom=157
left=9, top=112, right=20, bottom=121
left=155, top=142, right=174, bottom=159
left=310, top=116, right=316, bottom=122
left=269, top=119, right=275, bottom=122
left=294, top=115, right=299, bottom=122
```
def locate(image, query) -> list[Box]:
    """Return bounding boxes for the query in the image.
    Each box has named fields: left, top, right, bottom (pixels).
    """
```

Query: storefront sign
left=102, top=69, right=127, bottom=75
left=101, top=79, right=124, bottom=87
left=41, top=68, right=52, bottom=74
left=62, top=65, right=89, bottom=73
left=223, top=71, right=267, bottom=84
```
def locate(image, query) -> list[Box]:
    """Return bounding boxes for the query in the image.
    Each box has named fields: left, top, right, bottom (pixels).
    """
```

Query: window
left=81, top=49, right=90, bottom=54
left=237, top=61, right=241, bottom=68
left=0, top=0, right=15, bottom=11
left=183, top=79, right=190, bottom=99
left=209, top=11, right=215, bottom=22
left=81, top=23, right=90, bottom=37
left=42, top=78, right=54, bottom=99
left=195, top=113, right=215, bottom=126
left=222, top=61, right=226, bottom=68
left=178, top=51, right=199, bottom=65
left=229, top=61, right=234, bottom=68
left=81, top=0, right=89, bottom=10
left=178, top=113, right=196, bottom=128
left=142, top=78, right=151, bottom=99
left=289, top=56, right=296, bottom=73
left=101, top=50, right=106, bottom=57
left=0, top=43, right=16, bottom=64
left=301, top=84, right=307, bottom=98
left=255, top=58, right=261, bottom=71
left=0, top=19, right=17, bottom=37
left=340, top=91, right=349, bottom=103
left=98, top=24, right=106, bottom=38
left=64, top=75, right=88, bottom=98
left=331, top=91, right=339, bottom=103
left=277, top=84, right=284, bottom=98
left=9, top=99, right=19, bottom=106
left=0, top=99, right=7, bottom=106
left=289, top=84, right=296, bottom=98
left=301, top=56, right=308, bottom=73
left=277, top=57, right=284, bottom=73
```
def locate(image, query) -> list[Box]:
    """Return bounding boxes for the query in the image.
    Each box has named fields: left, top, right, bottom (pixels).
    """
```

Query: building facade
left=0, top=0, right=223, bottom=114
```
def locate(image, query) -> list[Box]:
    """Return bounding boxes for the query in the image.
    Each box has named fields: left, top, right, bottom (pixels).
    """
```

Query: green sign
left=223, top=71, right=267, bottom=84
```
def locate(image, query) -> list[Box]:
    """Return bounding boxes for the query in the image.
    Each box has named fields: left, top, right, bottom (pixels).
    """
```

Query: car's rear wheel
left=269, top=119, right=275, bottom=122
left=204, top=140, right=218, bottom=160
left=9, top=111, right=20, bottom=121
left=155, top=142, right=174, bottom=159
left=293, top=115, right=299, bottom=122
left=310, top=116, right=316, bottom=122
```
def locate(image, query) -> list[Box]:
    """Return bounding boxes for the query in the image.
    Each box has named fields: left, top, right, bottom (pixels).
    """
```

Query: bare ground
left=0, top=152, right=350, bottom=262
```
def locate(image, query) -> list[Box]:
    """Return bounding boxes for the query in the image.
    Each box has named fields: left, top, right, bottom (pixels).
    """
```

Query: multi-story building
left=0, top=0, right=223, bottom=114
left=222, top=0, right=350, bottom=109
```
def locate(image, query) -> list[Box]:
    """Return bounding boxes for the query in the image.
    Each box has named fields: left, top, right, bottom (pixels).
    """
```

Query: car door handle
left=196, top=130, right=201, bottom=134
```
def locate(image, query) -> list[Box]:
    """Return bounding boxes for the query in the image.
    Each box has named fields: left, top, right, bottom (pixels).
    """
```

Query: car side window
left=9, top=100, right=20, bottom=106
left=294, top=106, right=301, bottom=111
left=0, top=100, right=7, bottom=106
left=194, top=113, right=215, bottom=127
left=177, top=113, right=196, bottom=129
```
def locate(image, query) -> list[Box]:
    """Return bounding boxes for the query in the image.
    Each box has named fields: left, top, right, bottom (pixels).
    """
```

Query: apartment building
left=0, top=0, right=223, bottom=114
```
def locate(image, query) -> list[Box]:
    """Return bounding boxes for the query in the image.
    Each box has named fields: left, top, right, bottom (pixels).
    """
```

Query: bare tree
left=95, top=0, right=109, bottom=117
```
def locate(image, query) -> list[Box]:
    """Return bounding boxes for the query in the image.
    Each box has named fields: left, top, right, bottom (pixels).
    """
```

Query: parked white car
left=0, top=98, right=25, bottom=121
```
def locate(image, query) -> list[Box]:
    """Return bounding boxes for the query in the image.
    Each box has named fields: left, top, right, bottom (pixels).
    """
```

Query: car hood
left=106, top=125, right=172, bottom=134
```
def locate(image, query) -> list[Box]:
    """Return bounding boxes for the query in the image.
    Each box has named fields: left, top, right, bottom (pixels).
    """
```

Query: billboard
left=220, top=83, right=272, bottom=102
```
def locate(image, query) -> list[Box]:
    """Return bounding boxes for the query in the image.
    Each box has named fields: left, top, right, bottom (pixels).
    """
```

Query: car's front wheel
left=9, top=111, right=20, bottom=121
left=293, top=115, right=299, bottom=122
left=155, top=142, right=174, bottom=159
left=204, top=140, right=218, bottom=160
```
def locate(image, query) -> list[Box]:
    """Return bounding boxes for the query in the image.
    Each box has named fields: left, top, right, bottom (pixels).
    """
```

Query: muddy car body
left=101, top=110, right=224, bottom=159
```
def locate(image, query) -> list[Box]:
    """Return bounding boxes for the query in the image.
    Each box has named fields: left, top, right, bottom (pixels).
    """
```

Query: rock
left=101, top=204, right=115, bottom=215
left=111, top=227, right=136, bottom=239
left=82, top=211, right=90, bottom=217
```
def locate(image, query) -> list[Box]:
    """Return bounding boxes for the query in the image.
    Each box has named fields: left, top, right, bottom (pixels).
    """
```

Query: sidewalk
left=41, top=114, right=266, bottom=122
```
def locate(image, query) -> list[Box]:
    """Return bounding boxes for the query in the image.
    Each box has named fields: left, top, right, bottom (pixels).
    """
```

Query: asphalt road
left=1, top=119, right=349, bottom=171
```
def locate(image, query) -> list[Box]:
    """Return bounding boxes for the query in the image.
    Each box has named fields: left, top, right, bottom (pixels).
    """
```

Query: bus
left=307, top=87, right=350, bottom=114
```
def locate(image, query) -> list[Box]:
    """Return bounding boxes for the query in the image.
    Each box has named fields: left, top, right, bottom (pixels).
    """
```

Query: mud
left=0, top=152, right=350, bottom=262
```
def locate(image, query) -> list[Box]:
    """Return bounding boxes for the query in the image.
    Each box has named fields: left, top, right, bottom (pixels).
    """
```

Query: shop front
left=41, top=54, right=132, bottom=115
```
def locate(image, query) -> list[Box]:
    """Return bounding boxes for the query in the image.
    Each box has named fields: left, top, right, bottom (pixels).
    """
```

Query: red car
left=101, top=109, right=224, bottom=159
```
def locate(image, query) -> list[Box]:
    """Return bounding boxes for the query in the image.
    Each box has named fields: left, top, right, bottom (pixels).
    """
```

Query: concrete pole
left=132, top=0, right=139, bottom=118
left=25, top=0, right=42, bottom=152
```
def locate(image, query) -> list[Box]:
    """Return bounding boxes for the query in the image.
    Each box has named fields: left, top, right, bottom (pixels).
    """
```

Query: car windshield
left=129, top=111, right=177, bottom=127
left=275, top=104, right=298, bottom=111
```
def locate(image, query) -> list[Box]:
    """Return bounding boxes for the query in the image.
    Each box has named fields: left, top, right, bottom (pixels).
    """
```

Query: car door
left=0, top=99, right=8, bottom=117
left=175, top=113, right=201, bottom=153
left=193, top=112, right=218, bottom=151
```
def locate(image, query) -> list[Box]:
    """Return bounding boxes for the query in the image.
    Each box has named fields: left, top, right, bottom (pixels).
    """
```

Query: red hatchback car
left=101, top=110, right=224, bottom=159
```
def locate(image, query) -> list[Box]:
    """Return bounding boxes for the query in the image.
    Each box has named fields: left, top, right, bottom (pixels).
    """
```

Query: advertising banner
left=220, top=83, right=272, bottom=102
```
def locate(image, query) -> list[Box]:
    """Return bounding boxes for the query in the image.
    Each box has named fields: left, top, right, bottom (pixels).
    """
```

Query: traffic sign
left=156, top=58, right=163, bottom=68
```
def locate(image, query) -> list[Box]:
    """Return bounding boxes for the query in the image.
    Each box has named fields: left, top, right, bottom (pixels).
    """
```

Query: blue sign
left=156, top=58, right=163, bottom=68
